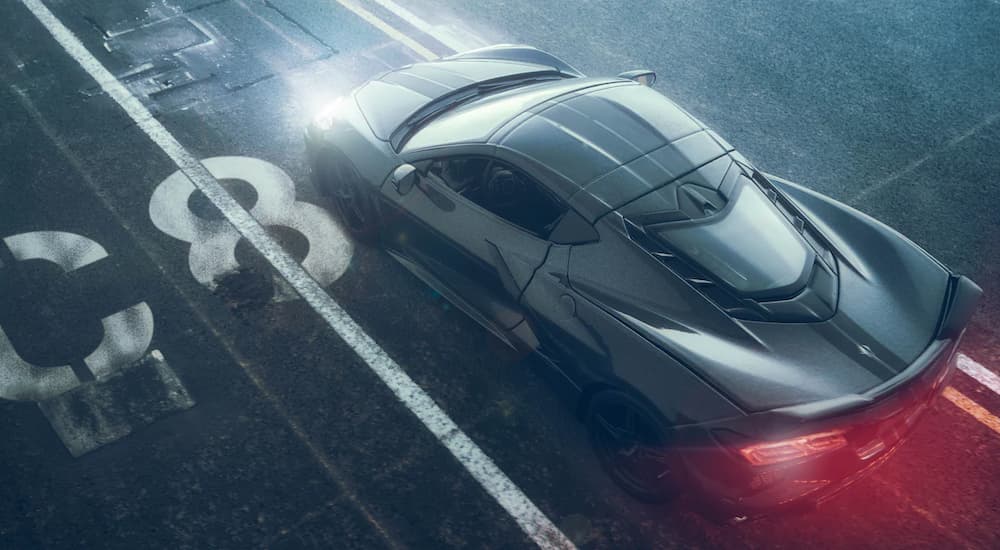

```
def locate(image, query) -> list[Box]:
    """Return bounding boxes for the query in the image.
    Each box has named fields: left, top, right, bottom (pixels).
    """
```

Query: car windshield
left=401, top=78, right=589, bottom=152
left=649, top=177, right=811, bottom=295
left=390, top=73, right=566, bottom=151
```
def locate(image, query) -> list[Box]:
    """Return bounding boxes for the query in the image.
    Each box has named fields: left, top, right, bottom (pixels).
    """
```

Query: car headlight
left=312, top=97, right=346, bottom=131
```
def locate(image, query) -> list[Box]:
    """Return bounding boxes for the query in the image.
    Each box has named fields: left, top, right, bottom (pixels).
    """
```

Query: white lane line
left=18, top=1, right=575, bottom=548
left=366, top=0, right=486, bottom=52
left=330, top=0, right=438, bottom=60
left=956, top=353, right=1000, bottom=397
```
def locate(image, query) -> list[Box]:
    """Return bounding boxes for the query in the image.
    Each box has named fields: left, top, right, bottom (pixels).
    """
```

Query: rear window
left=649, top=177, right=812, bottom=295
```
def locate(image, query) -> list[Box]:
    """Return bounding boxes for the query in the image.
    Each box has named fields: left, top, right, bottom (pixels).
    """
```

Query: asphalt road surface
left=1, top=0, right=998, bottom=548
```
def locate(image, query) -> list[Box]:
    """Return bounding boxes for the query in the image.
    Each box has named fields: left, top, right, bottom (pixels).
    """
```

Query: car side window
left=428, top=157, right=490, bottom=192
left=430, top=157, right=568, bottom=238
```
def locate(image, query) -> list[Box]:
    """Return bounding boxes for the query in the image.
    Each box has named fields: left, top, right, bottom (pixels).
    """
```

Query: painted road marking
left=331, top=0, right=438, bottom=60
left=149, top=155, right=353, bottom=301
left=947, top=353, right=1000, bottom=435
left=0, top=229, right=188, bottom=456
left=18, top=1, right=574, bottom=548
left=367, top=0, right=487, bottom=52
left=956, top=353, right=1000, bottom=397
left=0, top=231, right=154, bottom=401
left=942, top=386, right=1000, bottom=436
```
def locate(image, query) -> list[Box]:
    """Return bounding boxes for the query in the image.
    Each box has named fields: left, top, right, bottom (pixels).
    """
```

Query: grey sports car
left=304, top=45, right=981, bottom=521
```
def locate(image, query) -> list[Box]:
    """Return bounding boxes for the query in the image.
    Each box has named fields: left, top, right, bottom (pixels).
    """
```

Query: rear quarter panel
left=566, top=218, right=743, bottom=425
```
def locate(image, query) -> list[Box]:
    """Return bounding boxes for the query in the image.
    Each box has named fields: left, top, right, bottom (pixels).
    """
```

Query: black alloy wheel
left=587, top=390, right=677, bottom=502
left=324, top=157, right=380, bottom=244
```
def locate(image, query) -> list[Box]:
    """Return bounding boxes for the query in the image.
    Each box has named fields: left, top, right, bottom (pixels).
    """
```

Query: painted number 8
left=149, top=156, right=352, bottom=299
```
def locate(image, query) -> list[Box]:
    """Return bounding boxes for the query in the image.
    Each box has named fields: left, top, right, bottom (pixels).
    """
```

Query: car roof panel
left=500, top=114, right=623, bottom=187
left=577, top=85, right=703, bottom=143
left=568, top=139, right=729, bottom=220
left=497, top=83, right=725, bottom=220
left=540, top=101, right=659, bottom=166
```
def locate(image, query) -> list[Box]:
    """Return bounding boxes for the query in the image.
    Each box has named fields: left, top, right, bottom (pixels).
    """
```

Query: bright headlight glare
left=313, top=97, right=345, bottom=130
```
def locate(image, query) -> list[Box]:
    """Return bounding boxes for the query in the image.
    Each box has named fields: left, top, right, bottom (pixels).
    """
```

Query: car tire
left=317, top=154, right=381, bottom=245
left=586, top=389, right=677, bottom=503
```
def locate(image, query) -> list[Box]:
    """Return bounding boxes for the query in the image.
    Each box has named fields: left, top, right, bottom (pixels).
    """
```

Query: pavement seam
left=263, top=0, right=340, bottom=54
left=848, top=111, right=1000, bottom=205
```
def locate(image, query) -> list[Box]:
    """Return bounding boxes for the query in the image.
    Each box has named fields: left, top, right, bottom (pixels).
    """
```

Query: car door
left=380, top=153, right=558, bottom=348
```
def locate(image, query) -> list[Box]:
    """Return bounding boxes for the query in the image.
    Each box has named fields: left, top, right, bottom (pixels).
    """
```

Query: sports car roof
left=358, top=55, right=734, bottom=222
left=493, top=83, right=735, bottom=221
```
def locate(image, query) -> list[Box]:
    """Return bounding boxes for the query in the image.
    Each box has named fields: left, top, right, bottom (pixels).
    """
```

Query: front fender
left=306, top=96, right=399, bottom=195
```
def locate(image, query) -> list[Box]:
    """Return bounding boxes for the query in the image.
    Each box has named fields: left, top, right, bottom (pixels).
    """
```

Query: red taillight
left=739, top=430, right=848, bottom=466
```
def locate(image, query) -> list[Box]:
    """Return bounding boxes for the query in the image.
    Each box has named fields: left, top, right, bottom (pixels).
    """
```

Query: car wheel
left=587, top=390, right=677, bottom=503
left=320, top=156, right=380, bottom=244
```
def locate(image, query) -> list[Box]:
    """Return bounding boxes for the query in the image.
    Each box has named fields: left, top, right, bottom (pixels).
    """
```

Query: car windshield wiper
left=393, top=89, right=480, bottom=142
left=391, top=72, right=565, bottom=150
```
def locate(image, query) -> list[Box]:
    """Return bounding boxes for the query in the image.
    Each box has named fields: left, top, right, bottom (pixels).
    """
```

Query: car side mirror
left=392, top=163, right=418, bottom=195
left=617, top=70, right=656, bottom=87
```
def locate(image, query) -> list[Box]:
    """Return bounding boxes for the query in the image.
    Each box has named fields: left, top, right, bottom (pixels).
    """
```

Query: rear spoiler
left=936, top=275, right=982, bottom=339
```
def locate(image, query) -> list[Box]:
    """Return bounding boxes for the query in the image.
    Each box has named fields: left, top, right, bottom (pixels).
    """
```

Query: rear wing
left=936, top=275, right=982, bottom=339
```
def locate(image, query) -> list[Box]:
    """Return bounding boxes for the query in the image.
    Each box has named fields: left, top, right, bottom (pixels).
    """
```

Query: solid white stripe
left=957, top=353, right=1000, bottom=397
left=17, top=1, right=575, bottom=548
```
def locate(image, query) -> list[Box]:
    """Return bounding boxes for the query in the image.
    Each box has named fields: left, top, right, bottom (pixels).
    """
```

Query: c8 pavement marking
left=17, top=0, right=574, bottom=548
left=0, top=231, right=154, bottom=401
left=149, top=155, right=353, bottom=301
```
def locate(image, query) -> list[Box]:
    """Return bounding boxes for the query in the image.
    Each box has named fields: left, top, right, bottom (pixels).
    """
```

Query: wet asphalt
left=1, top=1, right=998, bottom=549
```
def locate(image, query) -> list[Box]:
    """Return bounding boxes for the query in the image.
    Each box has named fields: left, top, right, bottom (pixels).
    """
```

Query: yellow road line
left=331, top=0, right=438, bottom=60
left=943, top=386, right=1000, bottom=436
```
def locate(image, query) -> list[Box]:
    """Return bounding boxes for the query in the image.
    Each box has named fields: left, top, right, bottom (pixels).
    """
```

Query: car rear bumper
left=671, top=334, right=961, bottom=522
